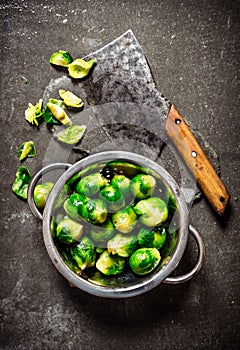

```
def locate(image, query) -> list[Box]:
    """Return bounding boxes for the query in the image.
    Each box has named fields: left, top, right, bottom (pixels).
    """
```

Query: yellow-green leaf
left=57, top=125, right=86, bottom=144
left=68, top=58, right=96, bottom=79
left=47, top=102, right=72, bottom=125
left=24, top=99, right=43, bottom=126
left=59, top=90, right=84, bottom=108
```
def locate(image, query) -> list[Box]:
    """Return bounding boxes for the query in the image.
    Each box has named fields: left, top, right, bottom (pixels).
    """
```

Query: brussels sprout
left=68, top=58, right=96, bottom=79
left=79, top=198, right=107, bottom=225
left=50, top=50, right=73, bottom=67
left=33, top=182, right=54, bottom=210
left=45, top=101, right=72, bottom=125
left=129, top=248, right=161, bottom=275
left=108, top=233, right=138, bottom=257
left=110, top=174, right=131, bottom=195
left=56, top=217, right=83, bottom=244
left=18, top=141, right=36, bottom=161
left=112, top=206, right=138, bottom=233
left=59, top=90, right=84, bottom=108
left=96, top=250, right=125, bottom=276
left=130, top=174, right=156, bottom=199
left=90, top=219, right=115, bottom=243
left=133, top=197, right=168, bottom=226
left=137, top=227, right=167, bottom=249
left=57, top=125, right=86, bottom=145
left=24, top=99, right=43, bottom=126
left=100, top=185, right=125, bottom=211
left=63, top=193, right=87, bottom=221
left=76, top=172, right=108, bottom=196
left=12, top=166, right=32, bottom=200
left=70, top=237, right=96, bottom=270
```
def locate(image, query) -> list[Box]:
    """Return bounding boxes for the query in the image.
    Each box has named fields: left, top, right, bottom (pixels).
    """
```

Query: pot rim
left=42, top=150, right=189, bottom=298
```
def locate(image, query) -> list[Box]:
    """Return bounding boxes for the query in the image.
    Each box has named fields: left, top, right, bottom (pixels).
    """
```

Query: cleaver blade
left=83, top=29, right=230, bottom=215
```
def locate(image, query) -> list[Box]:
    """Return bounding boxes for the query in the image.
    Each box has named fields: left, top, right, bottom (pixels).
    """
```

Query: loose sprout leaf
left=57, top=125, right=86, bottom=145
left=12, top=166, right=32, bottom=200
left=24, top=99, right=43, bottom=126
left=43, top=99, right=65, bottom=125
left=50, top=50, right=73, bottom=67
left=46, top=101, right=72, bottom=125
left=18, top=141, right=36, bottom=161
left=68, top=58, right=96, bottom=79
left=59, top=90, right=84, bottom=108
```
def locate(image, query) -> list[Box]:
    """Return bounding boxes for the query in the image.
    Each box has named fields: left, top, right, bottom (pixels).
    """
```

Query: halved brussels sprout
left=50, top=50, right=73, bottom=67
left=68, top=58, right=96, bottom=79
left=110, top=174, right=131, bottom=195
left=130, top=174, right=156, bottom=199
left=96, top=250, right=125, bottom=276
left=133, top=197, right=168, bottom=226
left=137, top=227, right=167, bottom=249
left=12, top=166, right=32, bottom=200
left=100, top=185, right=125, bottom=211
left=78, top=198, right=108, bottom=225
left=34, top=182, right=54, bottom=210
left=18, top=141, right=36, bottom=161
left=56, top=217, right=83, bottom=244
left=70, top=237, right=96, bottom=270
left=57, top=125, right=86, bottom=145
left=24, top=99, right=43, bottom=126
left=59, top=90, right=84, bottom=108
left=90, top=219, right=115, bottom=243
left=129, top=248, right=161, bottom=275
left=76, top=172, right=108, bottom=196
left=108, top=233, right=138, bottom=257
left=112, top=206, right=138, bottom=233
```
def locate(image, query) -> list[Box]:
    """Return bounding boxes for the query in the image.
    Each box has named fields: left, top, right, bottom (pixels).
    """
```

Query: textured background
left=1, top=0, right=240, bottom=349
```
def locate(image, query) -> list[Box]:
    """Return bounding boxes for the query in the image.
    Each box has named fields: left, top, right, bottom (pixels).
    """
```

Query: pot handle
left=163, top=224, right=205, bottom=284
left=27, top=163, right=71, bottom=221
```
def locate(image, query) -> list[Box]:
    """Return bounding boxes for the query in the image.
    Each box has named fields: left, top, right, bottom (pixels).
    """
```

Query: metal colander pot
left=27, top=151, right=204, bottom=298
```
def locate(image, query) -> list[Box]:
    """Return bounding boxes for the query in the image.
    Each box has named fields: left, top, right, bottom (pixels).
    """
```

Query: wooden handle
left=165, top=105, right=230, bottom=215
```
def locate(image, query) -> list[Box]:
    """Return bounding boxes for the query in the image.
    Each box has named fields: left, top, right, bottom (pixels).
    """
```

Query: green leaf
left=18, top=141, right=36, bottom=161
left=68, top=58, right=96, bottom=79
left=24, top=99, right=43, bottom=126
left=57, top=125, right=86, bottom=145
left=12, top=166, right=32, bottom=200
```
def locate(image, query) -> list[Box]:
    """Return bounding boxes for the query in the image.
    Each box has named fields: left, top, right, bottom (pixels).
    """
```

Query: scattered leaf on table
left=25, top=99, right=43, bottom=126
left=18, top=141, right=36, bottom=161
left=46, top=101, right=72, bottom=125
left=57, top=125, right=87, bottom=144
left=68, top=58, right=96, bottom=79
left=59, top=89, right=84, bottom=108
left=50, top=50, right=73, bottom=67
left=12, top=166, right=32, bottom=200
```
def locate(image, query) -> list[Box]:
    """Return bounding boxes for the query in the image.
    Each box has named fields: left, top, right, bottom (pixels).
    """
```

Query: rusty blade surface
left=83, top=29, right=170, bottom=118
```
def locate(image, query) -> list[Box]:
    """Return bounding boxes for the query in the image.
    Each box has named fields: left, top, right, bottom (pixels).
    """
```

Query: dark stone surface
left=1, top=0, right=239, bottom=349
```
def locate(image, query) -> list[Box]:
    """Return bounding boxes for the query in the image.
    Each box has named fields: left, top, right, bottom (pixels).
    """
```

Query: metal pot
left=27, top=151, right=204, bottom=298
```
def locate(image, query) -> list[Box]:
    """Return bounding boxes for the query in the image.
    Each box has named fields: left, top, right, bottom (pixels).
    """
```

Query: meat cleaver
left=82, top=29, right=229, bottom=215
